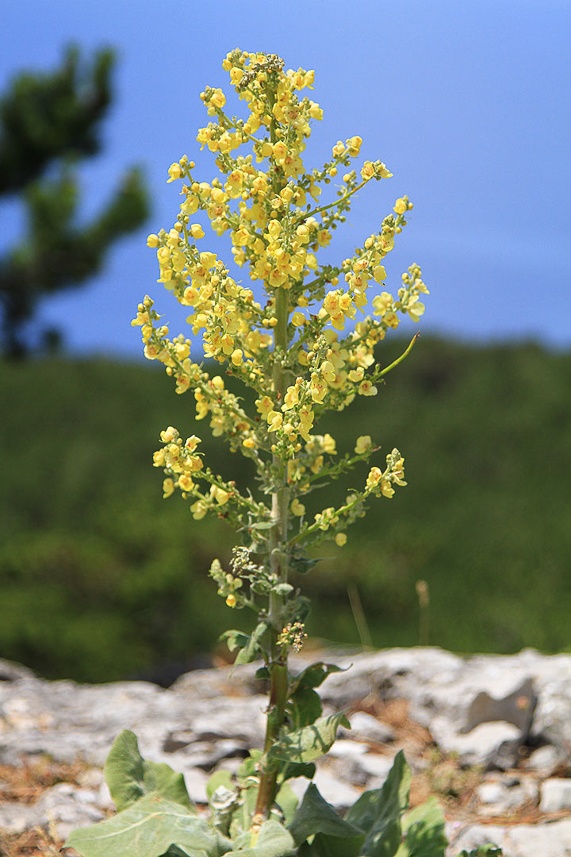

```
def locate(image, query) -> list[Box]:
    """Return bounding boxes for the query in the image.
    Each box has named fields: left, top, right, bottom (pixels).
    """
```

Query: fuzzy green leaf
left=288, top=686, right=323, bottom=727
left=268, top=712, right=349, bottom=765
left=220, top=630, right=249, bottom=653
left=279, top=760, right=316, bottom=781
left=291, top=662, right=345, bottom=692
left=345, top=750, right=411, bottom=857
left=231, top=819, right=295, bottom=856
left=65, top=794, right=230, bottom=857
left=104, top=730, right=193, bottom=812
left=274, top=781, right=299, bottom=826
left=235, top=622, right=269, bottom=665
left=289, top=783, right=364, bottom=856
left=395, top=797, right=448, bottom=857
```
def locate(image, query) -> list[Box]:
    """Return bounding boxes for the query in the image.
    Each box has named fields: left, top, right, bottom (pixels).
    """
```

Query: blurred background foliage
left=2, top=335, right=570, bottom=683
left=0, top=46, right=149, bottom=359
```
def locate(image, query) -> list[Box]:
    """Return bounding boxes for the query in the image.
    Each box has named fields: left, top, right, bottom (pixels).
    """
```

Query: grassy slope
left=1, top=337, right=570, bottom=681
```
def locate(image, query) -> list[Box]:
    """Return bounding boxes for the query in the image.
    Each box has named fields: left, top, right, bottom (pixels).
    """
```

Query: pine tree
left=0, top=46, right=149, bottom=358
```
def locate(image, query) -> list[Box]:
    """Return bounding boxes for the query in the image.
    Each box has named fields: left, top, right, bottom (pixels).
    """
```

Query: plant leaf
left=290, top=662, right=345, bottom=692
left=274, top=781, right=299, bottom=826
left=289, top=783, right=364, bottom=856
left=104, top=730, right=193, bottom=812
left=268, top=712, right=349, bottom=765
left=220, top=630, right=250, bottom=653
left=395, top=797, right=448, bottom=857
left=345, top=750, right=411, bottom=857
left=231, top=819, right=295, bottom=856
left=235, top=622, right=269, bottom=665
left=65, top=794, right=230, bottom=857
left=288, top=686, right=323, bottom=727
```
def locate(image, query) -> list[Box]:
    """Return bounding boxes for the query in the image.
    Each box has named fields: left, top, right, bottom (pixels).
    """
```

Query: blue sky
left=1, top=0, right=570, bottom=357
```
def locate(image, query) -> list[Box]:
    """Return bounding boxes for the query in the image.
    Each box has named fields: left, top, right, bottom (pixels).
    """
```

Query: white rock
left=288, top=769, right=361, bottom=809
left=450, top=817, right=571, bottom=857
left=539, top=777, right=571, bottom=813
left=525, top=744, right=564, bottom=775
left=345, top=711, right=395, bottom=743
left=476, top=776, right=538, bottom=815
left=328, top=739, right=368, bottom=757
left=353, top=752, right=395, bottom=781
left=477, top=781, right=507, bottom=804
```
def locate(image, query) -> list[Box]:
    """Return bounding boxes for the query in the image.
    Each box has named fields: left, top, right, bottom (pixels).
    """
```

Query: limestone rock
left=449, top=818, right=571, bottom=857
left=539, top=777, right=571, bottom=812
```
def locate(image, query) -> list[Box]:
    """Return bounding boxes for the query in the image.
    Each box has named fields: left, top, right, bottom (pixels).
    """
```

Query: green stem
left=378, top=332, right=420, bottom=377
left=254, top=86, right=292, bottom=825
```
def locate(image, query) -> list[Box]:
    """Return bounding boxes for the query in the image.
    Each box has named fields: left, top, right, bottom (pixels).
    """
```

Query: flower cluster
left=132, top=48, right=426, bottom=612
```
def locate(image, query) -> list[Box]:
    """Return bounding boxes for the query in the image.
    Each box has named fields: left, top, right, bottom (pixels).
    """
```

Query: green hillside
left=2, top=337, right=570, bottom=682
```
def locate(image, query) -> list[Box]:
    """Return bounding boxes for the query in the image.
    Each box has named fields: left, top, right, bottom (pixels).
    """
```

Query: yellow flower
left=358, top=379, right=378, bottom=397
left=178, top=474, right=194, bottom=492
left=290, top=498, right=305, bottom=516
left=361, top=161, right=375, bottom=180
left=267, top=411, right=283, bottom=432
left=380, top=478, right=395, bottom=498
left=210, top=88, right=226, bottom=109
left=190, top=499, right=208, bottom=520
left=211, top=485, right=230, bottom=505
left=190, top=224, right=205, bottom=239
left=167, top=163, right=183, bottom=183
left=335, top=533, right=347, bottom=547
left=366, top=467, right=382, bottom=490
left=355, top=435, right=372, bottom=455
left=162, top=478, right=175, bottom=498
left=160, top=426, right=178, bottom=442
left=256, top=396, right=274, bottom=418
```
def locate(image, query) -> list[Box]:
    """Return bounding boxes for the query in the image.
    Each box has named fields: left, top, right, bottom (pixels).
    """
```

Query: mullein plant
left=66, top=51, right=500, bottom=857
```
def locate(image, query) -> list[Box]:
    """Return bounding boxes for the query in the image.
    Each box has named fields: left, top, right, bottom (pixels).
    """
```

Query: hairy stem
left=254, top=274, right=291, bottom=823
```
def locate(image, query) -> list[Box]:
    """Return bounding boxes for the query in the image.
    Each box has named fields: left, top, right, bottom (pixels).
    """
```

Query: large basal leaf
left=104, top=730, right=193, bottom=811
left=231, top=819, right=295, bottom=856
left=345, top=750, right=411, bottom=857
left=395, top=797, right=448, bottom=857
left=289, top=783, right=364, bottom=857
left=65, top=794, right=230, bottom=857
left=268, top=712, right=349, bottom=765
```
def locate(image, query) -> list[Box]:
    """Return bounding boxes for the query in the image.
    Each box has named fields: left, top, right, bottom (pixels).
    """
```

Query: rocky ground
left=1, top=647, right=571, bottom=857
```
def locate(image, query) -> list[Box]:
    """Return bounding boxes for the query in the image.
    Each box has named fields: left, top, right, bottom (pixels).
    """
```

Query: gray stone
left=539, top=777, right=571, bottom=813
